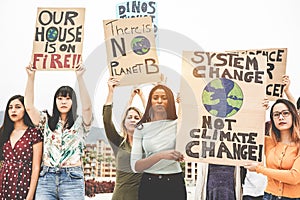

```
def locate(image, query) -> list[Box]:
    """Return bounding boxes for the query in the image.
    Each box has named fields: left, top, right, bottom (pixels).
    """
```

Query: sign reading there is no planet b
left=103, top=16, right=162, bottom=86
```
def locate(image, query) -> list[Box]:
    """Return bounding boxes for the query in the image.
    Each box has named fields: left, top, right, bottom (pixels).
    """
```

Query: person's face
left=151, top=89, right=168, bottom=114
left=56, top=95, right=72, bottom=114
left=8, top=99, right=25, bottom=123
left=272, top=103, right=293, bottom=131
left=124, top=109, right=141, bottom=133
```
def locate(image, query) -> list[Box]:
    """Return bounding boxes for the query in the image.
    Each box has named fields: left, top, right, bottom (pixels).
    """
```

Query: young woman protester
left=244, top=98, right=300, bottom=199
left=241, top=75, right=295, bottom=200
left=131, top=84, right=187, bottom=200
left=102, top=76, right=145, bottom=200
left=0, top=95, right=43, bottom=200
left=24, top=63, right=93, bottom=200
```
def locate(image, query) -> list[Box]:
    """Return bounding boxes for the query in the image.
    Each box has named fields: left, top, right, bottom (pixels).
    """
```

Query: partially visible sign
left=229, top=48, right=287, bottom=101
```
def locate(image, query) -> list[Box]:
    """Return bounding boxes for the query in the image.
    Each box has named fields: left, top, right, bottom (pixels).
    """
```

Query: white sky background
left=0, top=0, right=299, bottom=128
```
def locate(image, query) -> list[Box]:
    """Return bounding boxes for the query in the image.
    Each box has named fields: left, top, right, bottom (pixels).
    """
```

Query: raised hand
left=282, top=75, right=290, bottom=92
left=262, top=97, right=270, bottom=110
left=107, top=76, right=120, bottom=91
left=25, top=64, right=36, bottom=78
left=75, top=63, right=86, bottom=78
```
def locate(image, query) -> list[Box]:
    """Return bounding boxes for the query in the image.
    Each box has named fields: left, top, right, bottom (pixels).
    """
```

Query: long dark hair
left=136, top=84, right=177, bottom=128
left=270, top=98, right=300, bottom=143
left=47, top=86, right=78, bottom=131
left=0, top=95, right=34, bottom=160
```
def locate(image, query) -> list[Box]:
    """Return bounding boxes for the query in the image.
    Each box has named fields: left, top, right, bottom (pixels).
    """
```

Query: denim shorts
left=263, top=192, right=300, bottom=200
left=35, top=165, right=85, bottom=200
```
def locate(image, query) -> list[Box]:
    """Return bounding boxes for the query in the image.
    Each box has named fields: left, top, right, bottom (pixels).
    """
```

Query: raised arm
left=136, top=88, right=146, bottom=109
left=104, top=76, right=119, bottom=105
left=127, top=88, right=146, bottom=109
left=75, top=64, right=93, bottom=125
left=283, top=75, right=296, bottom=105
left=24, top=64, right=41, bottom=126
left=176, top=92, right=182, bottom=117
left=262, top=96, right=270, bottom=110
left=103, top=77, right=122, bottom=149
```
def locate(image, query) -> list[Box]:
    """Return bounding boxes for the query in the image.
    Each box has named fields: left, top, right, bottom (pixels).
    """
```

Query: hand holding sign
left=244, top=162, right=262, bottom=172
left=25, top=64, right=36, bottom=78
left=75, top=63, right=86, bottom=78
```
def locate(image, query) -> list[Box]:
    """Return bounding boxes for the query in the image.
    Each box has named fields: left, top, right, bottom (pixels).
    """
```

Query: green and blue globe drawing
left=47, top=27, right=58, bottom=42
left=202, top=78, right=243, bottom=118
left=131, top=36, right=150, bottom=55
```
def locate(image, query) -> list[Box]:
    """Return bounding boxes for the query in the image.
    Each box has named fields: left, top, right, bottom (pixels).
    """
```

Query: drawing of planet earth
left=131, top=36, right=150, bottom=55
left=202, top=78, right=243, bottom=117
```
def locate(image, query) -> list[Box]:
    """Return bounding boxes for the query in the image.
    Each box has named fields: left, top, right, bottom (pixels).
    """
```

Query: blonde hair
left=120, top=107, right=143, bottom=146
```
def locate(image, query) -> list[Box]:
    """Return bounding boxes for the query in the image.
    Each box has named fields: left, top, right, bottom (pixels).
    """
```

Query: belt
left=144, top=172, right=182, bottom=179
left=264, top=192, right=295, bottom=200
left=42, top=165, right=82, bottom=173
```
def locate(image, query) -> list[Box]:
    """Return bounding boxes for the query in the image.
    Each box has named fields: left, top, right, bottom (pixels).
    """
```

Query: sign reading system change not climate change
left=176, top=51, right=267, bottom=166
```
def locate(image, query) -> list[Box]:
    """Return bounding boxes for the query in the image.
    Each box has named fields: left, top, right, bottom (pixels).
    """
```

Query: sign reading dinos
left=116, top=0, right=158, bottom=39
left=176, top=51, right=267, bottom=166
left=31, top=7, right=85, bottom=70
left=103, top=16, right=162, bottom=86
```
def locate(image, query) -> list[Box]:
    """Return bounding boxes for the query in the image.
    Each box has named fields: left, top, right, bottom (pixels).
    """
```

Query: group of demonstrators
left=0, top=64, right=93, bottom=200
left=0, top=66, right=300, bottom=200
left=102, top=73, right=300, bottom=200
left=2, top=3, right=298, bottom=200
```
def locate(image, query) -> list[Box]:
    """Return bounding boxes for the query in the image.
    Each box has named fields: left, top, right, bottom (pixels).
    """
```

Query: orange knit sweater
left=256, top=136, right=300, bottom=198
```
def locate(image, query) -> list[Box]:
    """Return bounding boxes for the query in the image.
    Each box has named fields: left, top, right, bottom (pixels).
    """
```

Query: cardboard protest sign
left=103, top=16, right=162, bottom=86
left=228, top=48, right=287, bottom=101
left=176, top=51, right=267, bottom=166
left=116, top=0, right=158, bottom=38
left=31, top=7, right=85, bottom=70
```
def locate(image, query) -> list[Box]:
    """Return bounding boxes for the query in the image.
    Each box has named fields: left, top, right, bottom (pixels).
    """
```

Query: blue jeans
left=35, top=166, right=85, bottom=200
left=263, top=192, right=300, bottom=200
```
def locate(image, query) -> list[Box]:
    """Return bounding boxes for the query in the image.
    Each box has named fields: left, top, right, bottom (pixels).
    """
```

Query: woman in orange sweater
left=245, top=98, right=300, bottom=199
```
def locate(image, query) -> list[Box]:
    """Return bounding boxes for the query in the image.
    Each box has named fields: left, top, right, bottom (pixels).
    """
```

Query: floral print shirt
left=38, top=111, right=91, bottom=167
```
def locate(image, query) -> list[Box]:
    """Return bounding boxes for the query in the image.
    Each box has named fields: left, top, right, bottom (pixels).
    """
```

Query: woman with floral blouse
left=24, top=63, right=93, bottom=200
